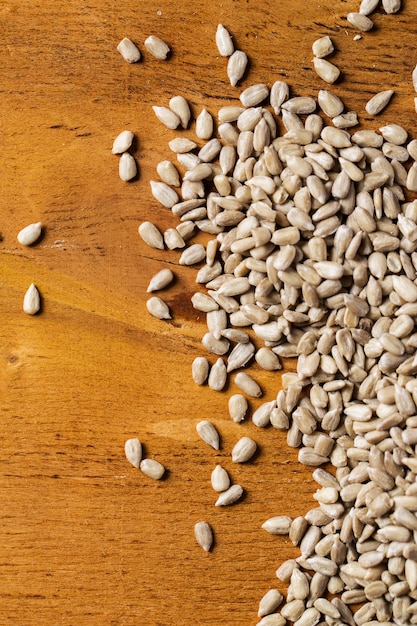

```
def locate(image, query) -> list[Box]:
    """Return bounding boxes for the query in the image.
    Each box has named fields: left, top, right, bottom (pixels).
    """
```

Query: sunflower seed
left=146, top=296, right=171, bottom=320
left=196, top=420, right=220, bottom=449
left=124, top=438, right=142, bottom=468
left=365, top=90, right=394, bottom=115
left=112, top=130, right=135, bottom=154
left=138, top=221, right=164, bottom=249
left=231, top=436, right=257, bottom=462
left=228, top=393, right=248, bottom=423
left=194, top=521, right=214, bottom=552
left=140, top=458, right=165, bottom=480
left=312, top=36, right=334, bottom=59
left=23, top=284, right=41, bottom=315
left=144, top=35, right=170, bottom=59
left=215, top=484, right=243, bottom=506
left=313, top=58, right=340, bottom=84
left=258, top=589, right=284, bottom=617
left=17, top=222, right=42, bottom=246
left=211, top=464, right=230, bottom=492
left=117, top=37, right=141, bottom=63
left=146, top=268, right=175, bottom=292
left=119, top=152, right=137, bottom=181
left=215, top=23, right=234, bottom=56
left=262, top=516, right=292, bottom=535
left=347, top=12, right=374, bottom=31
left=227, top=50, right=248, bottom=86
left=196, top=108, right=214, bottom=140
left=152, top=106, right=181, bottom=129
left=234, top=372, right=262, bottom=397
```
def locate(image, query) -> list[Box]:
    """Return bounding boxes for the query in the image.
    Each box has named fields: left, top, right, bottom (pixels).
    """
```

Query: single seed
left=23, top=284, right=40, bottom=315
left=152, top=106, right=181, bottom=129
left=112, top=130, right=134, bottom=154
left=17, top=222, right=42, bottom=246
left=312, top=36, right=334, bottom=58
left=215, top=484, right=243, bottom=506
left=124, top=438, right=142, bottom=468
left=117, top=37, right=141, bottom=63
left=140, top=458, right=165, bottom=480
left=138, top=221, right=164, bottom=250
left=234, top=372, right=262, bottom=397
left=216, top=23, right=234, bottom=56
left=231, top=436, right=257, bottom=463
left=192, top=356, right=210, bottom=385
left=144, top=35, right=170, bottom=59
left=196, top=420, right=220, bottom=450
left=365, top=90, right=394, bottom=115
left=194, top=521, right=213, bottom=552
left=196, top=109, right=214, bottom=140
left=146, top=296, right=171, bottom=320
left=227, top=50, right=248, bottom=86
left=258, top=589, right=284, bottom=617
left=147, top=268, right=175, bottom=292
left=211, top=464, right=230, bottom=492
left=262, top=516, right=292, bottom=535
left=313, top=58, right=340, bottom=84
left=228, top=394, right=248, bottom=422
left=119, top=152, right=137, bottom=181
left=347, top=12, right=374, bottom=31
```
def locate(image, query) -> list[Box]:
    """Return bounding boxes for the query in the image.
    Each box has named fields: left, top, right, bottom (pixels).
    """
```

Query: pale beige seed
left=169, top=96, right=191, bottom=129
left=124, top=438, right=142, bottom=468
left=382, top=0, right=401, bottom=12
left=117, top=37, right=141, bottom=63
left=365, top=89, right=394, bottom=115
left=112, top=130, right=135, bottom=154
left=359, top=0, right=380, bottom=14
left=138, top=221, right=164, bottom=250
left=208, top=357, right=227, bottom=391
left=413, top=64, right=417, bottom=92
left=255, top=347, right=282, bottom=371
left=196, top=420, right=220, bottom=450
left=293, top=607, right=320, bottom=626
left=379, top=123, right=407, bottom=145
left=262, top=515, right=292, bottom=535
left=146, top=268, right=174, bottom=293
left=140, top=458, right=165, bottom=480
left=23, top=283, right=41, bottom=315
left=333, top=111, right=358, bottom=128
left=215, top=23, right=234, bottom=56
left=183, top=163, right=213, bottom=182
left=144, top=35, right=170, bottom=59
left=179, top=243, right=206, bottom=266
left=227, top=341, right=255, bottom=372
left=196, top=108, right=214, bottom=140
left=119, top=152, right=137, bottom=181
left=313, top=58, right=340, bottom=84
left=231, top=436, right=257, bottom=463
left=347, top=12, right=374, bottom=31
left=215, top=484, right=243, bottom=506
left=258, top=589, right=284, bottom=617
left=163, top=227, right=185, bottom=250
left=407, top=163, right=417, bottom=192
left=280, top=600, right=305, bottom=622
left=168, top=137, right=198, bottom=153
left=228, top=393, right=248, bottom=423
left=152, top=106, right=181, bottom=129
left=211, top=465, right=230, bottom=492
left=227, top=50, right=248, bottom=86
left=156, top=160, right=180, bottom=187
left=146, top=296, right=171, bottom=320
left=312, top=36, right=334, bottom=58
left=318, top=90, right=344, bottom=117
left=17, top=222, right=42, bottom=246
left=194, top=521, right=213, bottom=552
left=234, top=372, right=262, bottom=397
left=270, top=80, right=289, bottom=114
left=192, top=356, right=210, bottom=385
left=150, top=180, right=179, bottom=208
left=240, top=83, right=269, bottom=107
left=256, top=615, right=286, bottom=626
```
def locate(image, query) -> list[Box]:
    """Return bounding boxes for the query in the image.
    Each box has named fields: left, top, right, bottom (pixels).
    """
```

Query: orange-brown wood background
left=1, top=0, right=416, bottom=623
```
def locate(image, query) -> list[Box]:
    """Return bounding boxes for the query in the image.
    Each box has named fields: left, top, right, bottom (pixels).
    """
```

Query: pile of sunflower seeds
left=130, top=8, right=417, bottom=626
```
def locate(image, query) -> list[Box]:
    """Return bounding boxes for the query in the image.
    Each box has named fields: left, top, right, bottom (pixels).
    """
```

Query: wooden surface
left=1, top=1, right=416, bottom=623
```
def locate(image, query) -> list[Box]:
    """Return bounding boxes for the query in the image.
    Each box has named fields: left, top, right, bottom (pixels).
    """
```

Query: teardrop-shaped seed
left=231, top=436, right=257, bottom=463
left=23, top=284, right=41, bottom=315
left=194, top=521, right=214, bottom=552
left=196, top=420, right=220, bottom=450
left=124, top=438, right=142, bottom=468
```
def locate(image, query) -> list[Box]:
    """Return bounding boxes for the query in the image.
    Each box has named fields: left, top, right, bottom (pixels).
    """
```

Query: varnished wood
left=1, top=1, right=416, bottom=623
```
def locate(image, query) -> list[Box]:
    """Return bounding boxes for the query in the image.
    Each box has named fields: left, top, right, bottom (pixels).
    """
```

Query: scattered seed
left=23, top=283, right=40, bottom=315
left=140, top=458, right=165, bottom=480
left=215, top=484, right=243, bottom=506
left=112, top=130, right=135, bottom=154
left=152, top=106, right=181, bottom=129
left=147, top=268, right=175, bottom=292
left=194, top=521, right=214, bottom=551
left=119, top=152, right=137, bottom=181
left=262, top=516, right=292, bottom=535
left=146, top=296, right=171, bottom=320
left=196, top=420, right=220, bottom=450
left=234, top=372, right=262, bottom=397
left=144, top=35, right=170, bottom=59
left=312, top=36, right=334, bottom=58
left=216, top=24, right=234, bottom=57
left=117, top=37, right=141, bottom=63
left=313, top=58, right=340, bottom=84
left=347, top=12, right=374, bottom=31
left=231, top=436, right=257, bottom=463
left=365, top=89, right=394, bottom=115
left=17, top=222, right=42, bottom=246
left=124, top=438, right=142, bottom=468
left=227, top=50, right=248, bottom=86
left=211, top=464, right=230, bottom=492
left=138, top=221, right=164, bottom=250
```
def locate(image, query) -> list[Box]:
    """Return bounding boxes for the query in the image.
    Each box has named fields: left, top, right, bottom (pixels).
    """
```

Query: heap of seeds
left=130, top=14, right=417, bottom=626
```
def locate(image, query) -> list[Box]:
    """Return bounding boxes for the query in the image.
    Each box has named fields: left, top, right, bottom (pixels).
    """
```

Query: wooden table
left=1, top=1, right=415, bottom=623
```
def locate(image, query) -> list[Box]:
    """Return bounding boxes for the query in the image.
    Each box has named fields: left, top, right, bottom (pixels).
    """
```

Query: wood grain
left=0, top=0, right=416, bottom=623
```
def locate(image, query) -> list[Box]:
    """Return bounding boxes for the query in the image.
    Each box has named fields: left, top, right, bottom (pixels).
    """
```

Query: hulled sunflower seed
left=270, top=81, right=289, bottom=114
left=156, top=160, right=180, bottom=187
left=365, top=90, right=394, bottom=115
left=138, top=221, right=164, bottom=249
left=211, top=464, right=230, bottom=492
left=347, top=12, right=374, bottom=31
left=23, top=284, right=41, bottom=315
left=240, top=83, right=269, bottom=107
left=152, top=106, right=181, bottom=129
left=140, top=458, right=165, bottom=480
left=194, top=521, right=214, bottom=552
left=146, top=296, right=171, bottom=320
left=312, top=36, right=334, bottom=59
left=313, top=58, right=340, bottom=84
left=124, top=438, right=142, bottom=468
left=146, top=268, right=175, bottom=292
left=117, top=37, right=141, bottom=63
left=215, top=484, right=243, bottom=506
left=196, top=108, right=214, bottom=140
left=227, top=50, right=248, bottom=86
left=318, top=90, right=344, bottom=118
left=112, top=130, right=135, bottom=154
left=196, top=420, right=220, bottom=450
left=258, top=589, right=284, bottom=617
left=179, top=243, right=206, bottom=265
left=234, top=372, right=262, bottom=397
left=150, top=180, right=179, bottom=207
left=144, top=35, right=170, bottom=59
left=192, top=357, right=210, bottom=385
left=262, top=516, right=292, bottom=535
left=169, top=96, right=191, bottom=129
left=228, top=393, right=248, bottom=423
left=215, top=24, right=234, bottom=57
left=119, top=152, right=137, bottom=181
left=208, top=357, right=227, bottom=391
left=17, top=222, right=42, bottom=246
left=231, top=436, right=257, bottom=463
left=168, top=137, right=198, bottom=153
left=382, top=0, right=401, bottom=12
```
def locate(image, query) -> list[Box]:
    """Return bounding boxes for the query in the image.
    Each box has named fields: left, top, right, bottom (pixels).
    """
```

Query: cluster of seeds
left=17, top=222, right=43, bottom=315
left=112, top=130, right=138, bottom=182
left=125, top=13, right=417, bottom=626
left=124, top=437, right=166, bottom=480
